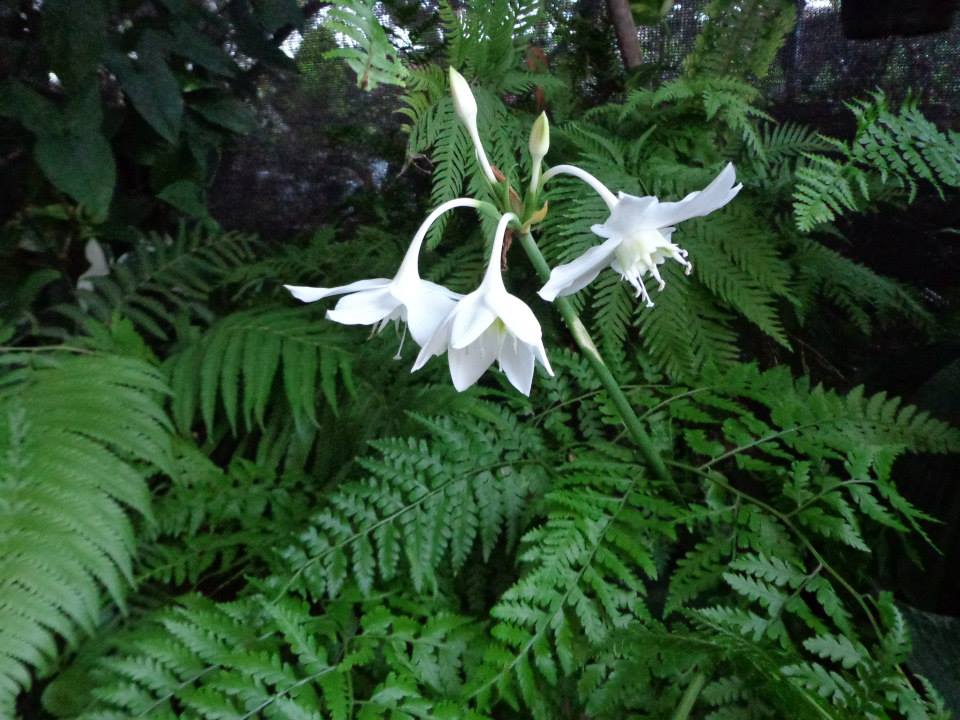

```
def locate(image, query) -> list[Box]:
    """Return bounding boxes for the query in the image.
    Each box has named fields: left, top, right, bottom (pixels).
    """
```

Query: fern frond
left=168, top=306, right=355, bottom=435
left=468, top=450, right=685, bottom=718
left=791, top=237, right=931, bottom=334
left=72, top=590, right=486, bottom=719
left=278, top=405, right=548, bottom=598
left=684, top=0, right=796, bottom=80
left=793, top=93, right=960, bottom=231
left=64, top=226, right=257, bottom=340
left=323, top=0, right=408, bottom=90
left=0, top=353, right=170, bottom=714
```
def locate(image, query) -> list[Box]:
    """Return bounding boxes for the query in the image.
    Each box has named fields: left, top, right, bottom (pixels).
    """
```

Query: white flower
left=448, top=67, right=497, bottom=184
left=285, top=198, right=483, bottom=348
left=77, top=238, right=109, bottom=291
left=413, top=212, right=553, bottom=396
left=538, top=163, right=742, bottom=306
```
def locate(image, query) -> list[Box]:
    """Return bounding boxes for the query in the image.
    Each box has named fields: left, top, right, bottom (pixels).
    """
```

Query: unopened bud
left=448, top=67, right=497, bottom=184
left=448, top=67, right=478, bottom=129
left=529, top=112, right=550, bottom=160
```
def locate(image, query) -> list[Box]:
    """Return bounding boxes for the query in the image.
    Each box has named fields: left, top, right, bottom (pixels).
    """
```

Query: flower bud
left=529, top=112, right=550, bottom=161
left=448, top=67, right=478, bottom=129
left=448, top=67, right=497, bottom=184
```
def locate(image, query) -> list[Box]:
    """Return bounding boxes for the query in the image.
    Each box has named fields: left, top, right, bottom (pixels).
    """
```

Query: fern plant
left=793, top=92, right=960, bottom=231
left=60, top=225, right=258, bottom=340
left=0, top=352, right=171, bottom=715
left=2, top=2, right=959, bottom=719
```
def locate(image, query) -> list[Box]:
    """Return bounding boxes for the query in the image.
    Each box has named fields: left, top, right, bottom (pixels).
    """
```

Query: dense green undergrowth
left=1, top=1, right=959, bottom=718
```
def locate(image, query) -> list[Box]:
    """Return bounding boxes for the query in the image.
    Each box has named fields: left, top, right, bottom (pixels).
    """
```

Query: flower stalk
left=517, top=230, right=673, bottom=487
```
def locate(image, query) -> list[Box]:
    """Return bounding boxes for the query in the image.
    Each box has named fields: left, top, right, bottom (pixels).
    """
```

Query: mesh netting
left=209, top=1, right=960, bottom=236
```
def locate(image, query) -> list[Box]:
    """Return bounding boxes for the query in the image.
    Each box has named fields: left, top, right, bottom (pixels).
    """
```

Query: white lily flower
left=538, top=163, right=742, bottom=306
left=285, top=198, right=484, bottom=348
left=413, top=212, right=553, bottom=396
left=449, top=67, right=498, bottom=184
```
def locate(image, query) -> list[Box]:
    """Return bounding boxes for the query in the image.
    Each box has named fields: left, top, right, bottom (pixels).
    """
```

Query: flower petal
left=533, top=340, right=554, bottom=376
left=284, top=278, right=391, bottom=303
left=449, top=292, right=497, bottom=350
left=448, top=326, right=498, bottom=391
left=326, top=288, right=399, bottom=326
left=486, top=290, right=542, bottom=346
left=598, top=193, right=659, bottom=237
left=538, top=235, right=623, bottom=301
left=401, top=281, right=460, bottom=347
left=498, top=336, right=535, bottom=396
left=642, top=163, right=742, bottom=227
left=411, top=314, right=453, bottom=372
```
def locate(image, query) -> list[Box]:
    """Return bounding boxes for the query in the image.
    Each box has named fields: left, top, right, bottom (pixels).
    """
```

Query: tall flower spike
left=285, top=198, right=484, bottom=348
left=448, top=67, right=498, bottom=184
left=538, top=163, right=742, bottom=305
left=413, top=212, right=553, bottom=396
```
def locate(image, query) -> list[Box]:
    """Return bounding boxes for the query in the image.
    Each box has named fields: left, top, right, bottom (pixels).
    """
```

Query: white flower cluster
left=286, top=69, right=741, bottom=396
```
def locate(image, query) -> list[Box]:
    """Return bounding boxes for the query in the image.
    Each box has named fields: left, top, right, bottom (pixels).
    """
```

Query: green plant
left=1, top=2, right=958, bottom=719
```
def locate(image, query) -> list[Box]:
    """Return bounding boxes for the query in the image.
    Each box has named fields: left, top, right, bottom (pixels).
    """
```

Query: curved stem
left=517, top=231, right=672, bottom=487
left=396, top=197, right=494, bottom=279
left=542, top=164, right=618, bottom=210
left=483, top=212, right=518, bottom=288
left=671, top=672, right=706, bottom=720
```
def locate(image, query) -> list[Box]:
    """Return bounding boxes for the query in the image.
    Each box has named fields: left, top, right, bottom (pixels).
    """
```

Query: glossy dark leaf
left=42, top=0, right=108, bottom=90
left=190, top=96, right=257, bottom=134
left=106, top=34, right=183, bottom=144
left=34, top=129, right=115, bottom=221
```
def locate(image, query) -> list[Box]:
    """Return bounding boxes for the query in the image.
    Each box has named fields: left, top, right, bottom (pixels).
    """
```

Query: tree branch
left=606, top=0, right=643, bottom=70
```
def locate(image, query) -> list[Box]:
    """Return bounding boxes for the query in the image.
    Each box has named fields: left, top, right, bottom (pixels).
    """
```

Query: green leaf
left=106, top=34, right=183, bottom=143
left=169, top=21, right=237, bottom=77
left=42, top=0, right=108, bottom=90
left=189, top=96, right=258, bottom=134
left=34, top=129, right=115, bottom=220
left=253, top=0, right=304, bottom=34
left=0, top=80, right=60, bottom=136
left=157, top=180, right=217, bottom=227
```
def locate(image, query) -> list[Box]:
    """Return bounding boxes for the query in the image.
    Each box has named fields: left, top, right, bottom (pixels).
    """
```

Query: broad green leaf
left=106, top=35, right=183, bottom=143
left=0, top=81, right=60, bottom=136
left=34, top=129, right=115, bottom=220
left=253, top=0, right=304, bottom=34
left=189, top=96, right=257, bottom=134
left=169, top=21, right=236, bottom=76
left=42, top=0, right=108, bottom=90
left=157, top=180, right=215, bottom=224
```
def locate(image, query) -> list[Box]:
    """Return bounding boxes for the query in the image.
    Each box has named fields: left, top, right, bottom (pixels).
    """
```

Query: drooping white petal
left=498, top=335, right=536, bottom=396
left=326, top=288, right=400, bottom=325
left=486, top=289, right=543, bottom=346
left=538, top=235, right=623, bottom=301
left=411, top=314, right=454, bottom=372
left=448, top=326, right=498, bottom=391
left=284, top=278, right=391, bottom=303
left=400, top=281, right=460, bottom=347
left=449, top=293, right=497, bottom=350
left=532, top=340, right=554, bottom=376
left=639, top=163, right=742, bottom=228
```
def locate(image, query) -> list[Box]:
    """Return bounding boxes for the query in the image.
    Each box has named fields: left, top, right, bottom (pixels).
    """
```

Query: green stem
left=517, top=231, right=672, bottom=486
left=671, top=672, right=706, bottom=720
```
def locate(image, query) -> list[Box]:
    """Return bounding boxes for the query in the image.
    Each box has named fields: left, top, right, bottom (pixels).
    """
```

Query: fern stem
left=670, top=671, right=706, bottom=720
left=665, top=459, right=886, bottom=642
left=517, top=231, right=672, bottom=487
